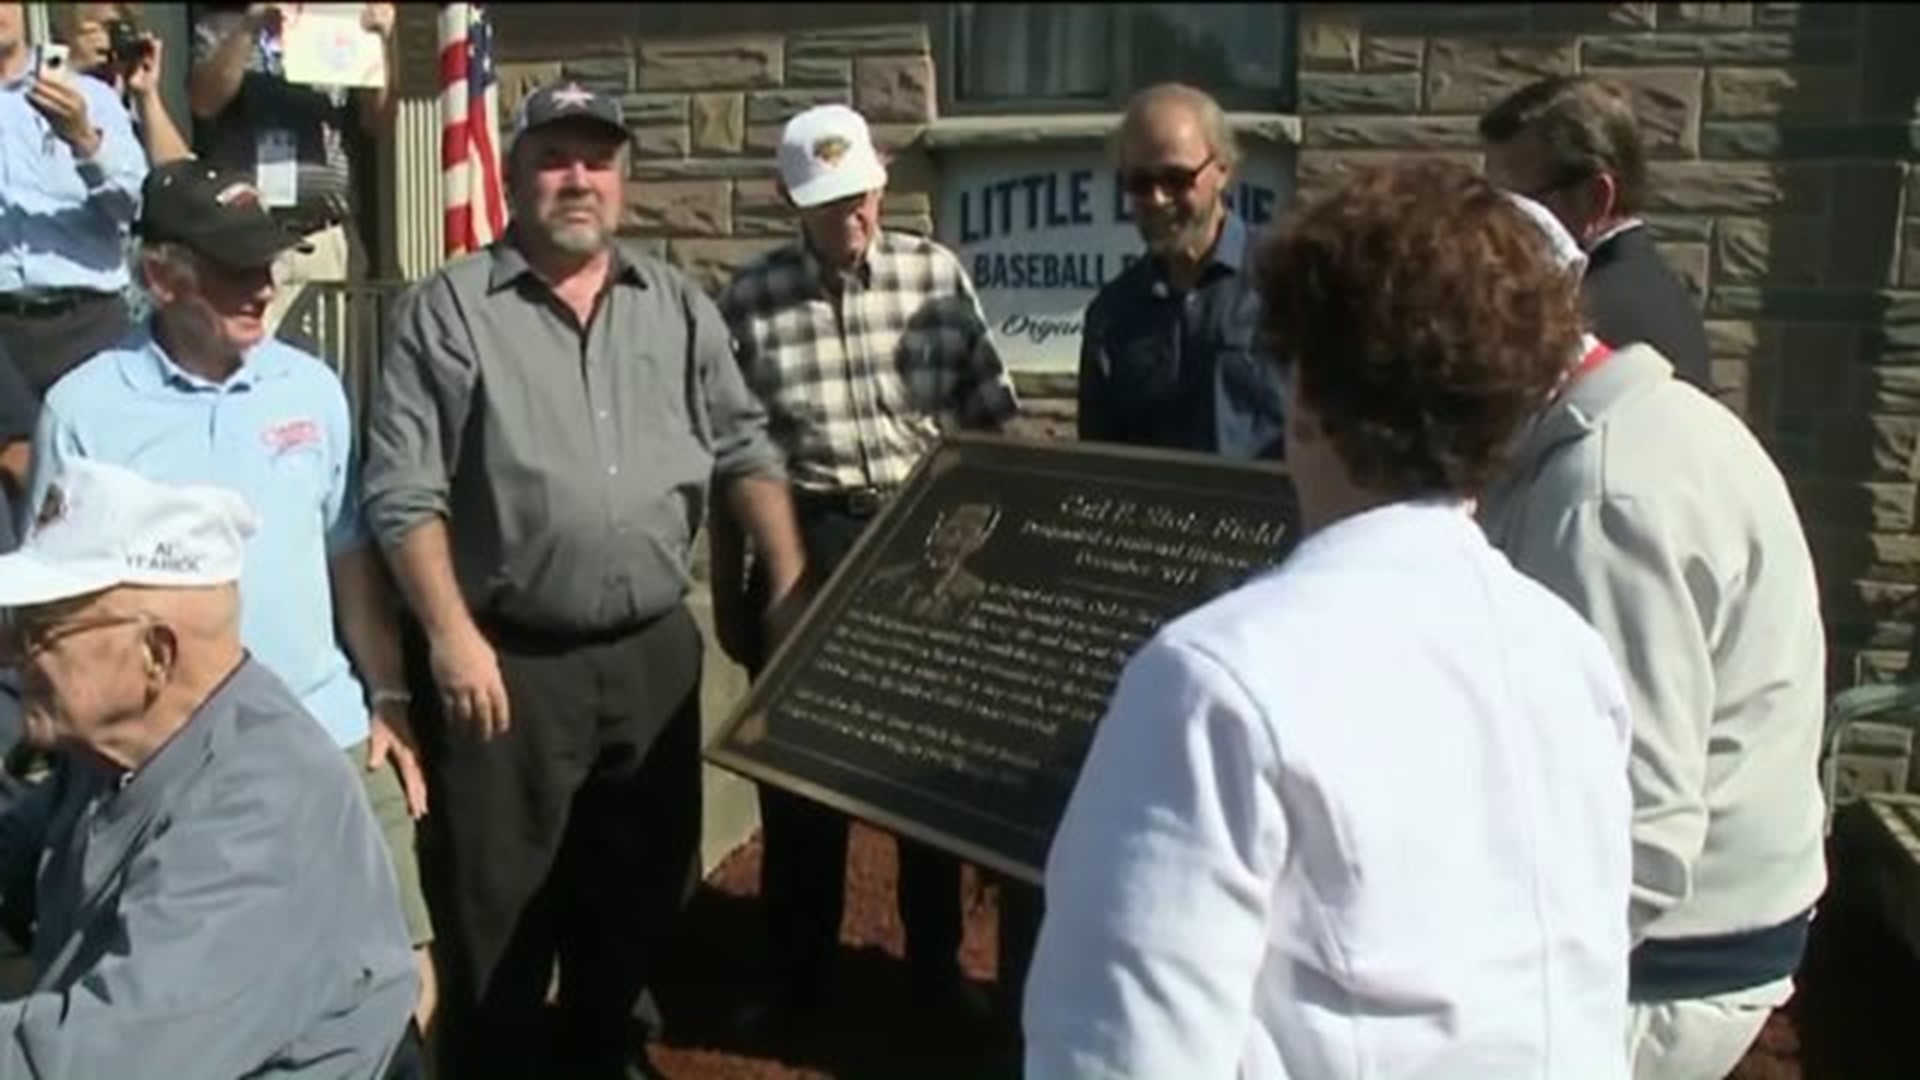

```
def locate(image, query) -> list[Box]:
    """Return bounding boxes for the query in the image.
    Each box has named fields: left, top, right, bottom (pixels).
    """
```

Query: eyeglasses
left=1122, top=154, right=1218, bottom=199
left=0, top=612, right=152, bottom=665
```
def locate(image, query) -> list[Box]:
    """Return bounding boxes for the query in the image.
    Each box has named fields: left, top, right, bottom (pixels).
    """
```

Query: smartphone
left=36, top=43, right=71, bottom=83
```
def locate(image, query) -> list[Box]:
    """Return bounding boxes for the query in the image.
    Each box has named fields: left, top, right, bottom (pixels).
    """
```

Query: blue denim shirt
left=1077, top=214, right=1285, bottom=461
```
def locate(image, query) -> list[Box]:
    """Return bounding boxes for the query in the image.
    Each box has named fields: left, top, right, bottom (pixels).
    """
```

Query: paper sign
left=279, top=4, right=387, bottom=89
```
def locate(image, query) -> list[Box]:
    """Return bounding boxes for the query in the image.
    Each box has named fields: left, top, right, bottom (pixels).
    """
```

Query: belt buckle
left=846, top=489, right=884, bottom=516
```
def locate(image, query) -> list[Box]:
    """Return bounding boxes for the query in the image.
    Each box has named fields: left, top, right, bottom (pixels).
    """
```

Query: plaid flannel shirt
left=718, top=231, right=1019, bottom=494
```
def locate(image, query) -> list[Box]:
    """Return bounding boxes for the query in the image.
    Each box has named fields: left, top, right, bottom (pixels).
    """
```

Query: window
left=946, top=3, right=1295, bottom=114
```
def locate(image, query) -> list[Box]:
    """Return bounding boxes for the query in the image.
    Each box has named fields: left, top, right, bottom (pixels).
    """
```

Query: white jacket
left=1025, top=500, right=1634, bottom=1079
left=1481, top=343, right=1828, bottom=945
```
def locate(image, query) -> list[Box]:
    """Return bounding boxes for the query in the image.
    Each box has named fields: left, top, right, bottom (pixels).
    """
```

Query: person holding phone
left=56, top=3, right=191, bottom=167
left=0, top=1, right=149, bottom=399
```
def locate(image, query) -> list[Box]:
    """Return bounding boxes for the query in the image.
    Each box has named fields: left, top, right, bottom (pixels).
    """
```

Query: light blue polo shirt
left=28, top=329, right=371, bottom=750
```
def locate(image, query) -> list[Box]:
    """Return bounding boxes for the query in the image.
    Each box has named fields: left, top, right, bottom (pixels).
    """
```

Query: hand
left=125, top=35, right=165, bottom=99
left=362, top=2, right=396, bottom=38
left=368, top=700, right=429, bottom=820
left=26, top=77, right=100, bottom=159
left=429, top=621, right=511, bottom=741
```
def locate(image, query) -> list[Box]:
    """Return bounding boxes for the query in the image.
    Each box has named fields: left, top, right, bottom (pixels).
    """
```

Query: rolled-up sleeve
left=687, top=284, right=783, bottom=482
left=360, top=279, right=478, bottom=550
left=1025, top=638, right=1286, bottom=1080
left=0, top=771, right=410, bottom=1078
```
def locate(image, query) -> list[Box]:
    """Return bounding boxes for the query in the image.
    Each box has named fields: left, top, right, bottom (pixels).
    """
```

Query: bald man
left=0, top=458, right=417, bottom=1078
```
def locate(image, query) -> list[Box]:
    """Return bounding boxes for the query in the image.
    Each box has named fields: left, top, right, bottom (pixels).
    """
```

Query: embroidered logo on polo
left=262, top=418, right=322, bottom=456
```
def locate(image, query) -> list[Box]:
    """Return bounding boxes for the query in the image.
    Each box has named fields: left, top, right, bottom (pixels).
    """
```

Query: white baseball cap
left=778, top=105, right=889, bottom=209
left=0, top=459, right=258, bottom=609
left=1504, top=192, right=1589, bottom=277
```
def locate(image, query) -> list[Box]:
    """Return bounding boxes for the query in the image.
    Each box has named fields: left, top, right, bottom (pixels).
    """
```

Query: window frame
left=936, top=2, right=1297, bottom=117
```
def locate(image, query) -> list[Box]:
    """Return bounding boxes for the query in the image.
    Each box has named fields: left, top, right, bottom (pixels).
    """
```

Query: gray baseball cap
left=513, top=81, right=629, bottom=145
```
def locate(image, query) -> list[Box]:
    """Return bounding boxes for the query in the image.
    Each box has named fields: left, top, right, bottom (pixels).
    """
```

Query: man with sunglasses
left=1078, top=83, right=1284, bottom=461
left=1480, top=75, right=1712, bottom=391
left=0, top=457, right=417, bottom=1077
left=711, top=103, right=1019, bottom=1037
left=20, top=159, right=440, bottom=1053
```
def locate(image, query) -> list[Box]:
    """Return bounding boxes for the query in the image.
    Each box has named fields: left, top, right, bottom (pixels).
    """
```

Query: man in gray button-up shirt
left=361, top=81, right=806, bottom=1080
left=0, top=458, right=416, bottom=1079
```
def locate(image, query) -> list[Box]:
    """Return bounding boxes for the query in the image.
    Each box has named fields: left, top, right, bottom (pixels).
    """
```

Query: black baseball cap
left=138, top=160, right=312, bottom=270
left=513, top=80, right=629, bottom=145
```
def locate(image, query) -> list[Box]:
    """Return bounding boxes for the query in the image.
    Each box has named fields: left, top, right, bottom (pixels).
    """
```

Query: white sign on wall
left=935, top=145, right=1294, bottom=374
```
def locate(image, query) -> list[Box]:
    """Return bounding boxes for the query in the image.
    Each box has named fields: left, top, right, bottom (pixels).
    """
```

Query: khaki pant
left=265, top=222, right=353, bottom=339
left=1627, top=975, right=1794, bottom=1080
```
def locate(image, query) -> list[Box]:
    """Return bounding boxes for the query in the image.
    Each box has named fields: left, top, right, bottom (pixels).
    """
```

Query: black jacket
left=1582, top=225, right=1712, bottom=391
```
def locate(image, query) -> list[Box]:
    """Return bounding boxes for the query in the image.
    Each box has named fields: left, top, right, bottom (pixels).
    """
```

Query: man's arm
left=361, top=281, right=508, bottom=740
left=0, top=765, right=417, bottom=1078
left=188, top=8, right=267, bottom=121
left=126, top=36, right=193, bottom=166
left=1024, top=639, right=1284, bottom=1079
left=1516, top=496, right=1716, bottom=942
left=353, top=3, right=398, bottom=138
left=946, top=252, right=1019, bottom=433
left=28, top=77, right=146, bottom=229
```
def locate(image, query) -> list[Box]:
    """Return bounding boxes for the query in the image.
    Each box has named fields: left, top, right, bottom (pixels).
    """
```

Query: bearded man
left=1076, top=83, right=1284, bottom=461
left=359, top=79, right=807, bottom=1080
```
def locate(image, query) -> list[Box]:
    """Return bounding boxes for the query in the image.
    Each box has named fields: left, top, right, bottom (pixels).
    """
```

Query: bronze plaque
left=704, top=434, right=1300, bottom=885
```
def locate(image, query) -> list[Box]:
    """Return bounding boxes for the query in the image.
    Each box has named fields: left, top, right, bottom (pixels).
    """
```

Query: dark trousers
left=414, top=606, right=704, bottom=1080
left=748, top=503, right=964, bottom=994
left=0, top=291, right=131, bottom=399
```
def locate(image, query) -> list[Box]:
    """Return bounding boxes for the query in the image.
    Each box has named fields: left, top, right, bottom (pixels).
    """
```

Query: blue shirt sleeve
left=71, top=77, right=147, bottom=231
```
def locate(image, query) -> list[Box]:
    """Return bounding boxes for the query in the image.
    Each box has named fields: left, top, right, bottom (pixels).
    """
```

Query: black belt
left=793, top=485, right=896, bottom=519
left=1629, top=909, right=1813, bottom=1003
left=0, top=289, right=118, bottom=317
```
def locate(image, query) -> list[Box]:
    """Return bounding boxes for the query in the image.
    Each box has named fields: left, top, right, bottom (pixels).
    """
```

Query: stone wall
left=1297, top=2, right=1920, bottom=685
left=493, top=23, right=939, bottom=294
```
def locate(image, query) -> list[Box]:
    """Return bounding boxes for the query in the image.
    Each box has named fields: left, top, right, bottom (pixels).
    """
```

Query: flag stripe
left=439, top=3, right=506, bottom=258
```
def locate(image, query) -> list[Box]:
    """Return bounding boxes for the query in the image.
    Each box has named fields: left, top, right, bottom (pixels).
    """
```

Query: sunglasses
left=1122, top=154, right=1218, bottom=199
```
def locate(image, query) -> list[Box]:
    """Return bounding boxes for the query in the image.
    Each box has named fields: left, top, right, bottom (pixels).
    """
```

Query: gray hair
left=1114, top=83, right=1241, bottom=172
left=138, top=241, right=198, bottom=294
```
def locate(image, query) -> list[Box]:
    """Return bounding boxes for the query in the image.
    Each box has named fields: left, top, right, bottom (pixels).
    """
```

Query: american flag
left=438, top=3, right=507, bottom=258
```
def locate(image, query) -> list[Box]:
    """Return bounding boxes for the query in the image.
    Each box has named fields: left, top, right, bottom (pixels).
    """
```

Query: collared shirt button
left=606, top=464, right=619, bottom=476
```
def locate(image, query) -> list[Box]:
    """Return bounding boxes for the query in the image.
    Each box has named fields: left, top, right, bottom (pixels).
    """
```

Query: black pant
left=414, top=606, right=704, bottom=1080
left=0, top=291, right=131, bottom=399
left=747, top=503, right=964, bottom=995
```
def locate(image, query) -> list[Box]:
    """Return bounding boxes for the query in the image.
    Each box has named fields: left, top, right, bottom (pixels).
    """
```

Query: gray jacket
left=0, top=658, right=416, bottom=1078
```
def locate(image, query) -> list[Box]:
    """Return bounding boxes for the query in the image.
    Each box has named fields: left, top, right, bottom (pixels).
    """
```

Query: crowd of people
left=0, top=1, right=1830, bottom=1077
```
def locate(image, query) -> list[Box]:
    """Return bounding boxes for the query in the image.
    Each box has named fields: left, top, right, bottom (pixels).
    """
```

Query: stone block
left=670, top=238, right=790, bottom=294
left=1299, top=73, right=1422, bottom=115
left=560, top=57, right=632, bottom=95
left=1303, top=115, right=1484, bottom=150
left=1711, top=286, right=1902, bottom=322
left=1658, top=3, right=1755, bottom=27
left=733, top=179, right=791, bottom=237
left=1754, top=3, right=1861, bottom=29
left=747, top=88, right=854, bottom=126
left=1861, top=367, right=1920, bottom=415
left=1779, top=325, right=1862, bottom=411
left=855, top=55, right=936, bottom=123
left=1361, top=36, right=1422, bottom=73
left=1588, top=68, right=1703, bottom=158
left=690, top=94, right=745, bottom=155
left=1531, top=4, right=1658, bottom=31
left=1714, top=216, right=1825, bottom=284
left=1906, top=226, right=1920, bottom=289
left=497, top=61, right=563, bottom=121
left=1296, top=150, right=1485, bottom=201
left=1362, top=5, right=1529, bottom=34
left=1582, top=31, right=1854, bottom=66
left=1646, top=214, right=1716, bottom=243
left=789, top=25, right=930, bottom=61
left=1707, top=318, right=1762, bottom=355
left=1647, top=162, right=1816, bottom=214
left=638, top=35, right=783, bottom=92
left=788, top=57, right=853, bottom=88
left=625, top=180, right=731, bottom=237
left=633, top=158, right=779, bottom=182
left=1425, top=39, right=1579, bottom=115
left=1700, top=122, right=1920, bottom=161
left=630, top=124, right=691, bottom=160
left=1301, top=19, right=1361, bottom=72
left=1661, top=242, right=1712, bottom=300
left=1707, top=66, right=1856, bottom=119
left=1790, top=479, right=1919, bottom=532
left=621, top=93, right=690, bottom=126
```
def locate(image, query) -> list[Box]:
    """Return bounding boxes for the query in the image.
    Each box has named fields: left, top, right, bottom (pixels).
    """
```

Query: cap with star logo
left=513, top=80, right=630, bottom=146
